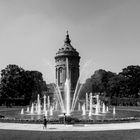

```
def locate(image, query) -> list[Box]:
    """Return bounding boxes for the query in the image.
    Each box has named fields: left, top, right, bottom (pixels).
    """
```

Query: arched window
left=58, top=67, right=63, bottom=86
left=56, top=68, right=57, bottom=80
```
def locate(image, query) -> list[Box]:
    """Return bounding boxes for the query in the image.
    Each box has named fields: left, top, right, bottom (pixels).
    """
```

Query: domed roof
left=55, top=31, right=80, bottom=58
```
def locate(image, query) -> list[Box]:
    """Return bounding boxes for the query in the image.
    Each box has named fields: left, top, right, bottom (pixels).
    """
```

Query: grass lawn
left=0, top=129, right=139, bottom=140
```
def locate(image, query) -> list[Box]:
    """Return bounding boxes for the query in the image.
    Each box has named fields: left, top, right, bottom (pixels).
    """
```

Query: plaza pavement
left=0, top=122, right=140, bottom=131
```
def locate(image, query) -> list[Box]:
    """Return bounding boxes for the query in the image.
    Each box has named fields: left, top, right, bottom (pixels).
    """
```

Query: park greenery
left=0, top=64, right=48, bottom=106
left=0, top=64, right=140, bottom=106
left=80, top=65, right=140, bottom=106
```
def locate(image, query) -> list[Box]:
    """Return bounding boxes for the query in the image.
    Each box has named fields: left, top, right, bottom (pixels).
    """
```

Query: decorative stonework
left=55, top=32, right=80, bottom=96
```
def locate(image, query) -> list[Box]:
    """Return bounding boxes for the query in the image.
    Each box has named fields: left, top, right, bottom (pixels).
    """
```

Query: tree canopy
left=1, top=64, right=140, bottom=106
left=80, top=65, right=140, bottom=100
left=0, top=64, right=48, bottom=104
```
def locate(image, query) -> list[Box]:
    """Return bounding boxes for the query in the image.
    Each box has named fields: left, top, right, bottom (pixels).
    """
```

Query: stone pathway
left=0, top=122, right=140, bottom=131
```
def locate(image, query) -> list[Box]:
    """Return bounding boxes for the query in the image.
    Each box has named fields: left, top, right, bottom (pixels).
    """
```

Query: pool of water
left=1, top=107, right=140, bottom=121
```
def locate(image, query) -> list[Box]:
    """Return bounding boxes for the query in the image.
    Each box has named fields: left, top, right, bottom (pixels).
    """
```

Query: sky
left=0, top=0, right=140, bottom=83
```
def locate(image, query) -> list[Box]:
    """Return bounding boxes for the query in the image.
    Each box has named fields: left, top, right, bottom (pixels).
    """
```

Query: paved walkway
left=0, top=122, right=140, bottom=131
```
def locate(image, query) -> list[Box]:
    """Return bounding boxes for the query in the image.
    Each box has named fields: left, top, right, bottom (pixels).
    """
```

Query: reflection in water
left=31, top=116, right=34, bottom=120
left=18, top=109, right=138, bottom=121
left=37, top=115, right=41, bottom=120
left=29, top=115, right=42, bottom=120
left=1, top=108, right=140, bottom=121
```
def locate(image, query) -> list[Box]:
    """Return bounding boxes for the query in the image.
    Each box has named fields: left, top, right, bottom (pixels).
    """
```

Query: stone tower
left=55, top=31, right=80, bottom=101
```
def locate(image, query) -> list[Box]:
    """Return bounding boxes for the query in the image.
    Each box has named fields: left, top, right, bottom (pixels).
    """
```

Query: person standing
left=64, top=113, right=66, bottom=125
left=43, top=116, right=47, bottom=129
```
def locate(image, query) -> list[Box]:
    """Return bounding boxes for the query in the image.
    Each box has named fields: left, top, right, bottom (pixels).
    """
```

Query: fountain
left=43, top=95, right=47, bottom=112
left=82, top=103, right=86, bottom=116
left=95, top=95, right=100, bottom=115
left=113, top=106, right=116, bottom=115
left=86, top=93, right=88, bottom=111
left=78, top=102, right=81, bottom=111
left=85, top=93, right=110, bottom=116
left=47, top=96, right=50, bottom=110
left=4, top=33, right=139, bottom=124
left=106, top=106, right=109, bottom=112
left=45, top=110, right=48, bottom=117
left=37, top=94, right=41, bottom=115
left=49, top=106, right=53, bottom=116
left=54, top=33, right=102, bottom=116
left=89, top=93, right=93, bottom=116
left=64, top=58, right=71, bottom=115
left=102, top=103, right=106, bottom=113
left=24, top=86, right=110, bottom=119
left=35, top=103, right=37, bottom=113
left=30, top=103, right=34, bottom=114
left=95, top=104, right=99, bottom=115
left=26, top=107, right=30, bottom=112
left=55, top=58, right=76, bottom=116
left=18, top=33, right=115, bottom=120
left=20, top=108, right=24, bottom=115
left=54, top=58, right=97, bottom=116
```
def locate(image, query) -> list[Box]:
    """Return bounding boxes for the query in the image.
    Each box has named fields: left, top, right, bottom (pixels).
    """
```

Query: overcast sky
left=0, top=0, right=140, bottom=83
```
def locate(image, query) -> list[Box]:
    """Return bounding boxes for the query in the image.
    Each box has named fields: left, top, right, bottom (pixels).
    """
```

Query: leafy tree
left=119, top=65, right=140, bottom=98
left=91, top=69, right=116, bottom=94
left=107, top=65, right=140, bottom=99
left=80, top=69, right=116, bottom=98
left=0, top=64, right=25, bottom=98
left=28, top=70, right=47, bottom=102
left=107, top=74, right=127, bottom=98
left=0, top=64, right=48, bottom=104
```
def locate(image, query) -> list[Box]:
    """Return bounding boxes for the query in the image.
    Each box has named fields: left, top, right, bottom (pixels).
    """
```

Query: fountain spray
left=65, top=58, right=71, bottom=116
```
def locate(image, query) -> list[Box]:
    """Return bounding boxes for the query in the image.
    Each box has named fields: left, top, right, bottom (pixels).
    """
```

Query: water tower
left=55, top=31, right=80, bottom=111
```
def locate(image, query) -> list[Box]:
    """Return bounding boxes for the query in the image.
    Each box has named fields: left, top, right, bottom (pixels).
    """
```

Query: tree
left=119, top=65, right=140, bottom=98
left=107, top=74, right=127, bottom=98
left=28, top=70, right=47, bottom=102
left=0, top=64, right=25, bottom=98
left=0, top=64, right=48, bottom=105
left=91, top=69, right=116, bottom=93
left=80, top=69, right=116, bottom=98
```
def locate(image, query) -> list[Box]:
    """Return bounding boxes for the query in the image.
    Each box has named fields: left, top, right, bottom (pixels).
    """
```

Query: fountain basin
left=1, top=107, right=140, bottom=124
